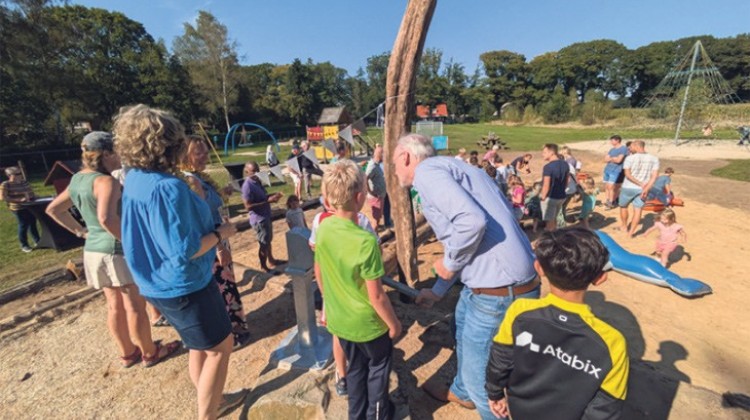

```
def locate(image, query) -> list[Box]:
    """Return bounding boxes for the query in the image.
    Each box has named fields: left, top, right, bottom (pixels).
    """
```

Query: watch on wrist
left=212, top=230, right=222, bottom=243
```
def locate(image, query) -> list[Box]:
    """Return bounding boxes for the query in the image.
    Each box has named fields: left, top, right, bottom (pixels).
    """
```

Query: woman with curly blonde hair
left=46, top=131, right=180, bottom=368
left=115, top=105, right=244, bottom=419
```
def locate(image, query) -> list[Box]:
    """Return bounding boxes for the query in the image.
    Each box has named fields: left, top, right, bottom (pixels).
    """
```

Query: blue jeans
left=13, top=209, right=40, bottom=248
left=450, top=284, right=541, bottom=420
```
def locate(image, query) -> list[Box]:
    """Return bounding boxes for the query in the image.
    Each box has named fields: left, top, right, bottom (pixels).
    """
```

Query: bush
left=522, top=105, right=539, bottom=124
left=539, top=86, right=571, bottom=124
left=501, top=102, right=524, bottom=122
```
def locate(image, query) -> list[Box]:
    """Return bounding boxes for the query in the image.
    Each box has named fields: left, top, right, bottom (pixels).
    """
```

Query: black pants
left=339, top=333, right=394, bottom=420
left=382, top=194, right=392, bottom=227
left=13, top=209, right=39, bottom=248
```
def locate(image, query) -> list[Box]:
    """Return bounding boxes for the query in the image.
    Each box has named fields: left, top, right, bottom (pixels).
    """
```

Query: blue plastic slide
left=595, top=231, right=712, bottom=297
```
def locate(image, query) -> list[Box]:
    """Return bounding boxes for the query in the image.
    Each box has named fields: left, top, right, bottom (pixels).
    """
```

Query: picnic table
left=20, top=197, right=83, bottom=251
left=476, top=134, right=509, bottom=150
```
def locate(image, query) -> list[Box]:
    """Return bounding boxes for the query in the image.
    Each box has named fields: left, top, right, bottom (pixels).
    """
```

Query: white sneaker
left=21, top=246, right=32, bottom=253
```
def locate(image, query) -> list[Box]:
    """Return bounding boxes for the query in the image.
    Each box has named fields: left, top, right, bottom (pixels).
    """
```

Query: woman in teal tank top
left=46, top=131, right=179, bottom=368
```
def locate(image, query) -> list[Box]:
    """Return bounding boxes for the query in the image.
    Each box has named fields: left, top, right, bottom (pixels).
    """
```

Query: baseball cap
left=82, top=131, right=114, bottom=152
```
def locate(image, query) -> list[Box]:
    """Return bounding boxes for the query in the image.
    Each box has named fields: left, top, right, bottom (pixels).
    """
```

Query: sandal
left=120, top=348, right=142, bottom=368
left=142, top=340, right=181, bottom=368
left=151, top=315, right=170, bottom=327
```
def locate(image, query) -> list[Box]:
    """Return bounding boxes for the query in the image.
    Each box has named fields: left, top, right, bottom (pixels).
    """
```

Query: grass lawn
left=710, top=159, right=750, bottom=182
left=0, top=162, right=320, bottom=293
left=0, top=176, right=81, bottom=292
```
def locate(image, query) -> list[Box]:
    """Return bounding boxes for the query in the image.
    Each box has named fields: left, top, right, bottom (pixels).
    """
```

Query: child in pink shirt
left=508, top=175, right=526, bottom=222
left=643, top=208, right=687, bottom=267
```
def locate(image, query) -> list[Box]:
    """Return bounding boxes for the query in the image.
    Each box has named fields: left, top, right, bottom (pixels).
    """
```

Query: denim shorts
left=603, top=167, right=622, bottom=183
left=618, top=188, right=645, bottom=208
left=148, top=281, right=232, bottom=350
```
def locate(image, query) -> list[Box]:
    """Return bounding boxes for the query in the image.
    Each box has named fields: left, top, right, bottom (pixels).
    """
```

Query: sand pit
left=1, top=140, right=749, bottom=419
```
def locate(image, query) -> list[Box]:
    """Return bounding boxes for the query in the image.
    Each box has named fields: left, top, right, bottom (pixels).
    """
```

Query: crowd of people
left=2, top=104, right=694, bottom=419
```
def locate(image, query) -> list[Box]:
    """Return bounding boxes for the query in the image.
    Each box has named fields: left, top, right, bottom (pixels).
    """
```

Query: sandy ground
left=1, top=138, right=749, bottom=419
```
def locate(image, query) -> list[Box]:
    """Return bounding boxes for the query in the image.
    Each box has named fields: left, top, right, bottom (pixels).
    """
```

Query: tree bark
left=383, top=0, right=437, bottom=286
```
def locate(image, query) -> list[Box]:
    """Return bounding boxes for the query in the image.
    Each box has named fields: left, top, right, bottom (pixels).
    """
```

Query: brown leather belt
left=471, top=277, right=541, bottom=297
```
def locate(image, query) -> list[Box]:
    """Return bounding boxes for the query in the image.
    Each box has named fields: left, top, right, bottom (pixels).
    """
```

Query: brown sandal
left=120, top=348, right=142, bottom=368
left=142, top=340, right=181, bottom=368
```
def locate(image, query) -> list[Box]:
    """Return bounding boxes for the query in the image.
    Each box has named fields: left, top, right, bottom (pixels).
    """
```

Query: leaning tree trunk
left=383, top=0, right=437, bottom=286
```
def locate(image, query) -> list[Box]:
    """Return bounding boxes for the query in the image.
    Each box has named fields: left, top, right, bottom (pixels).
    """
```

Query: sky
left=73, top=0, right=750, bottom=75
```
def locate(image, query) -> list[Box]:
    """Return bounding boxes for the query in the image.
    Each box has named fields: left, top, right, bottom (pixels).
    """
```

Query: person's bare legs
left=120, top=285, right=157, bottom=356
left=146, top=302, right=162, bottom=324
left=660, top=251, right=670, bottom=267
left=619, top=206, right=630, bottom=232
left=605, top=182, right=615, bottom=206
left=294, top=180, right=302, bottom=201
left=189, top=349, right=208, bottom=388
left=196, top=334, right=233, bottom=420
left=102, top=287, right=137, bottom=357
left=628, top=207, right=644, bottom=237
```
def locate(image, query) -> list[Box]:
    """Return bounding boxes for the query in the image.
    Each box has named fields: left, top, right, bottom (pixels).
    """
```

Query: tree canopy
left=2, top=1, right=748, bottom=152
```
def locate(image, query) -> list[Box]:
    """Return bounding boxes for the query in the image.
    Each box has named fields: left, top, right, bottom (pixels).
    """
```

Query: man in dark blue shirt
left=539, top=143, right=570, bottom=231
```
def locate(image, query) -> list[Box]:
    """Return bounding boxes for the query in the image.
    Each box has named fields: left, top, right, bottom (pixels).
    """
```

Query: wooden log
left=383, top=0, right=437, bottom=286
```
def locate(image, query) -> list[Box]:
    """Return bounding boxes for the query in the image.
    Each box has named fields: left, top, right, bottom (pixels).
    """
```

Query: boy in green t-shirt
left=314, top=160, right=402, bottom=420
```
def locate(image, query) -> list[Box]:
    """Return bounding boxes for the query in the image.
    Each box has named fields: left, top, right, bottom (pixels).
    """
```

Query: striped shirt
left=0, top=180, right=34, bottom=211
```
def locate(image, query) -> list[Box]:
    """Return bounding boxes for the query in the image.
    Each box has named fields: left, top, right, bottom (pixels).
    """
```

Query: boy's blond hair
left=322, top=159, right=365, bottom=211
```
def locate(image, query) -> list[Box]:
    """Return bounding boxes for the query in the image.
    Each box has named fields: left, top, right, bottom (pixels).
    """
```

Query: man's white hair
left=398, top=133, right=435, bottom=161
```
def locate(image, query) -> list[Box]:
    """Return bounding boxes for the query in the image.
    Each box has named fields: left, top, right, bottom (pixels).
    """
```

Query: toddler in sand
left=643, top=208, right=686, bottom=267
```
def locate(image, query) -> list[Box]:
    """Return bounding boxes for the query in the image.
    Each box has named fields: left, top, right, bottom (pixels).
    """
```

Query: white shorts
left=83, top=251, right=136, bottom=289
left=289, top=172, right=301, bottom=186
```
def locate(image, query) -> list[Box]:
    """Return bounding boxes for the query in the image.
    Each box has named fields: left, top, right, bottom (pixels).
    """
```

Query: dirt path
left=1, top=140, right=749, bottom=418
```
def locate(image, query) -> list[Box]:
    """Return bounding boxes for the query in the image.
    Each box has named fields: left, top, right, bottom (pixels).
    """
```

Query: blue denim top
left=121, top=169, right=216, bottom=298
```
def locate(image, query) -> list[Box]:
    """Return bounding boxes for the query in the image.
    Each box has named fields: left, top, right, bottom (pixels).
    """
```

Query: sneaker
left=21, top=246, right=32, bottom=253
left=335, top=373, right=348, bottom=397
left=217, top=389, right=248, bottom=418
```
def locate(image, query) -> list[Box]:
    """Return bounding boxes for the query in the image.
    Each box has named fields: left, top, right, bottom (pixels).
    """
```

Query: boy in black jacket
left=486, top=228, right=629, bottom=419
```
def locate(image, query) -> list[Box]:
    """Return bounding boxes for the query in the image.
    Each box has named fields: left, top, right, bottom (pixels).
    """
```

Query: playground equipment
left=595, top=231, right=711, bottom=297
left=271, top=228, right=332, bottom=371
left=271, top=227, right=419, bottom=371
left=415, top=121, right=449, bottom=154
left=223, top=122, right=278, bottom=156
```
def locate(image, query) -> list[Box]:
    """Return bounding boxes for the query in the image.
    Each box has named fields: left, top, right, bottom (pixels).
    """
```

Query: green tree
left=173, top=10, right=239, bottom=132
left=538, top=85, right=570, bottom=124
left=480, top=50, right=528, bottom=116
left=364, top=52, right=390, bottom=113
left=527, top=52, right=561, bottom=106
left=416, top=48, right=449, bottom=106
left=557, top=40, right=628, bottom=102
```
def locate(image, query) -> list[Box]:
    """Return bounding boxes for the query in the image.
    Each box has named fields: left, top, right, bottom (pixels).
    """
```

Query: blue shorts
left=603, top=167, right=622, bottom=183
left=618, top=188, right=645, bottom=208
left=148, top=281, right=232, bottom=350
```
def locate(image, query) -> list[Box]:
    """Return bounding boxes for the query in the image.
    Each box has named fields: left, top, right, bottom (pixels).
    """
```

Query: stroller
left=738, top=126, right=750, bottom=145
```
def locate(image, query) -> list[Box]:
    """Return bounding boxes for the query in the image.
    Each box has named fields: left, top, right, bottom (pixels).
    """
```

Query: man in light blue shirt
left=393, top=133, right=539, bottom=419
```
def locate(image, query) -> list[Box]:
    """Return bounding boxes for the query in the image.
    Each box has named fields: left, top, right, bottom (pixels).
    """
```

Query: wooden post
left=383, top=0, right=437, bottom=286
